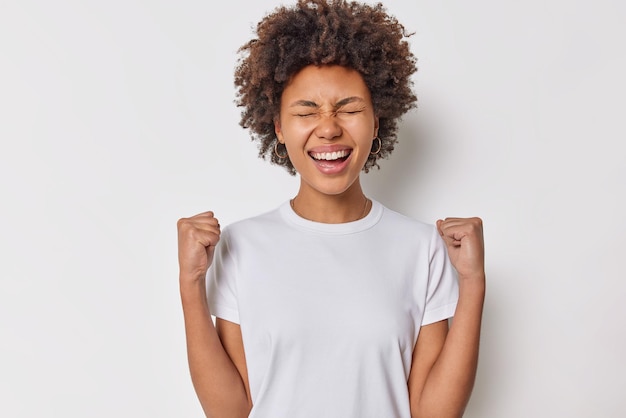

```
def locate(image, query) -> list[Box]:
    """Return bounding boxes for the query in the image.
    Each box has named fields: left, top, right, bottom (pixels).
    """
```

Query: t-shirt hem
left=421, top=301, right=457, bottom=325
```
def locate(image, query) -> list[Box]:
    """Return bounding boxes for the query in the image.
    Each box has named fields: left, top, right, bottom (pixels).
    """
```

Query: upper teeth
left=311, top=150, right=350, bottom=160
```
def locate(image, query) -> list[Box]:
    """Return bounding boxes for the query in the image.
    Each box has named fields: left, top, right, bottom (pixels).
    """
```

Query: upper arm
left=216, top=318, right=252, bottom=409
left=408, top=319, right=449, bottom=413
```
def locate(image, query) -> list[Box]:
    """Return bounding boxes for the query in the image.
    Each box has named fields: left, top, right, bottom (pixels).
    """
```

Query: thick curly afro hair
left=234, top=0, right=417, bottom=175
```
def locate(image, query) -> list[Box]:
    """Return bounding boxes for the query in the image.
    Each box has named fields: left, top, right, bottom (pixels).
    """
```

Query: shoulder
left=220, top=204, right=285, bottom=240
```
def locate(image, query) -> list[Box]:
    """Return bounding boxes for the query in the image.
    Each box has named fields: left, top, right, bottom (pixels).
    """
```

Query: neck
left=290, top=185, right=371, bottom=224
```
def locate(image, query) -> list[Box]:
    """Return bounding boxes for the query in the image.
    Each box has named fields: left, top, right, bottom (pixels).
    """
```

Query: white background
left=1, top=0, right=625, bottom=416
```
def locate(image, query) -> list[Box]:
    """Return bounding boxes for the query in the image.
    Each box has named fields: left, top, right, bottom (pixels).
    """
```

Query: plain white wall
left=1, top=0, right=625, bottom=416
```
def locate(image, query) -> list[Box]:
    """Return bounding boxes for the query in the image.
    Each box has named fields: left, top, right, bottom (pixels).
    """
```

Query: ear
left=274, top=117, right=284, bottom=144
left=373, top=116, right=380, bottom=138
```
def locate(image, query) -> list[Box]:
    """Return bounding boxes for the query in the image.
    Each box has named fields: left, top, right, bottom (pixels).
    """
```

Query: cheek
left=282, top=120, right=318, bottom=141
left=348, top=118, right=377, bottom=140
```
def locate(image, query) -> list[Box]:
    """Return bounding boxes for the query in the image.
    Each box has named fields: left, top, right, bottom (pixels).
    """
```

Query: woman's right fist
left=177, top=211, right=221, bottom=281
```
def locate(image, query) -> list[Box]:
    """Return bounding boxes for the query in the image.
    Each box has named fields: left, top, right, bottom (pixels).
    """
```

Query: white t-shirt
left=207, top=200, right=458, bottom=418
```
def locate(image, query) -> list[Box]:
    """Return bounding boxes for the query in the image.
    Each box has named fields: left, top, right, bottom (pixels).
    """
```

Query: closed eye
left=336, top=108, right=365, bottom=116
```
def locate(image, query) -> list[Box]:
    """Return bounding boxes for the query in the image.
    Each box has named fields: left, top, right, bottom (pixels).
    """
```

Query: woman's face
left=274, top=65, right=379, bottom=198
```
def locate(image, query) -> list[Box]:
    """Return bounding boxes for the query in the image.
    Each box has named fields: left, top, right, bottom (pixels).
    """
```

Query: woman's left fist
left=436, top=217, right=485, bottom=280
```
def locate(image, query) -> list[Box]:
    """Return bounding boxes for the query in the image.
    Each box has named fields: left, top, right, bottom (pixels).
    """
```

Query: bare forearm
left=415, top=276, right=485, bottom=418
left=180, top=278, right=250, bottom=418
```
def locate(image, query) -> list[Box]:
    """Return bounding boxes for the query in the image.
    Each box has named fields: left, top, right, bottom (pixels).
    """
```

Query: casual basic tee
left=207, top=200, right=459, bottom=418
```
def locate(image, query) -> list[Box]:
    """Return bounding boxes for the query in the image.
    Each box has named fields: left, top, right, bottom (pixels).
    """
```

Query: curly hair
left=234, top=0, right=417, bottom=175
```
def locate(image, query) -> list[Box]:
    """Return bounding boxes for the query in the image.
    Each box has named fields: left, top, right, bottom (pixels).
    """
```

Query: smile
left=309, top=150, right=351, bottom=161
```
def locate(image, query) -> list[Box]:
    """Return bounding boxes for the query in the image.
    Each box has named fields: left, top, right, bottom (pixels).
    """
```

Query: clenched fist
left=436, top=217, right=485, bottom=281
left=177, top=211, right=221, bottom=281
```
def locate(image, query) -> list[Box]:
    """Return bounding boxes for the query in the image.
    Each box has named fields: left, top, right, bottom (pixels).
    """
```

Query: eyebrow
left=288, top=96, right=365, bottom=109
left=289, top=100, right=319, bottom=108
left=335, top=96, right=364, bottom=108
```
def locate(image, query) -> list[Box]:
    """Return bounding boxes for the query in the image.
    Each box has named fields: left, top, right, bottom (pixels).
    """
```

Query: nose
left=314, top=112, right=342, bottom=141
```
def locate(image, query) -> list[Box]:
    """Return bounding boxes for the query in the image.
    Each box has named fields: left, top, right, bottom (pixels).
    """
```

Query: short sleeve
left=206, top=228, right=240, bottom=324
left=421, top=226, right=459, bottom=325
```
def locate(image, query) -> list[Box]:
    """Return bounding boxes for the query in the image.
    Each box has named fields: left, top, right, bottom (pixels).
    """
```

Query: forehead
left=281, top=65, right=371, bottom=103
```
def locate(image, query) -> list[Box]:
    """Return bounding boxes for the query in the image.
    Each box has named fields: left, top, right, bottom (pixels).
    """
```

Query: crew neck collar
left=279, top=199, right=383, bottom=234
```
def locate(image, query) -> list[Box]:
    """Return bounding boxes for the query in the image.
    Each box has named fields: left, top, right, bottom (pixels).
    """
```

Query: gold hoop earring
left=370, top=137, right=382, bottom=155
left=274, top=141, right=288, bottom=159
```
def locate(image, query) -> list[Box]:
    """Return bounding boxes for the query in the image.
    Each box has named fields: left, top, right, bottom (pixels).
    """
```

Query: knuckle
left=177, top=219, right=197, bottom=235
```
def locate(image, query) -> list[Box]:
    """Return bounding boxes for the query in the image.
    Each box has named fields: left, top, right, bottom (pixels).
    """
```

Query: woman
left=177, top=0, right=485, bottom=417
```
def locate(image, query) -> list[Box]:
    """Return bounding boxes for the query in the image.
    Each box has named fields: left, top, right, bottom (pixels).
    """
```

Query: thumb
left=436, top=219, right=443, bottom=236
left=436, top=218, right=462, bottom=247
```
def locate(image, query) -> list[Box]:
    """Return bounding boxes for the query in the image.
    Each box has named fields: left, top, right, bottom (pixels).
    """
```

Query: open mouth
left=309, top=149, right=351, bottom=162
